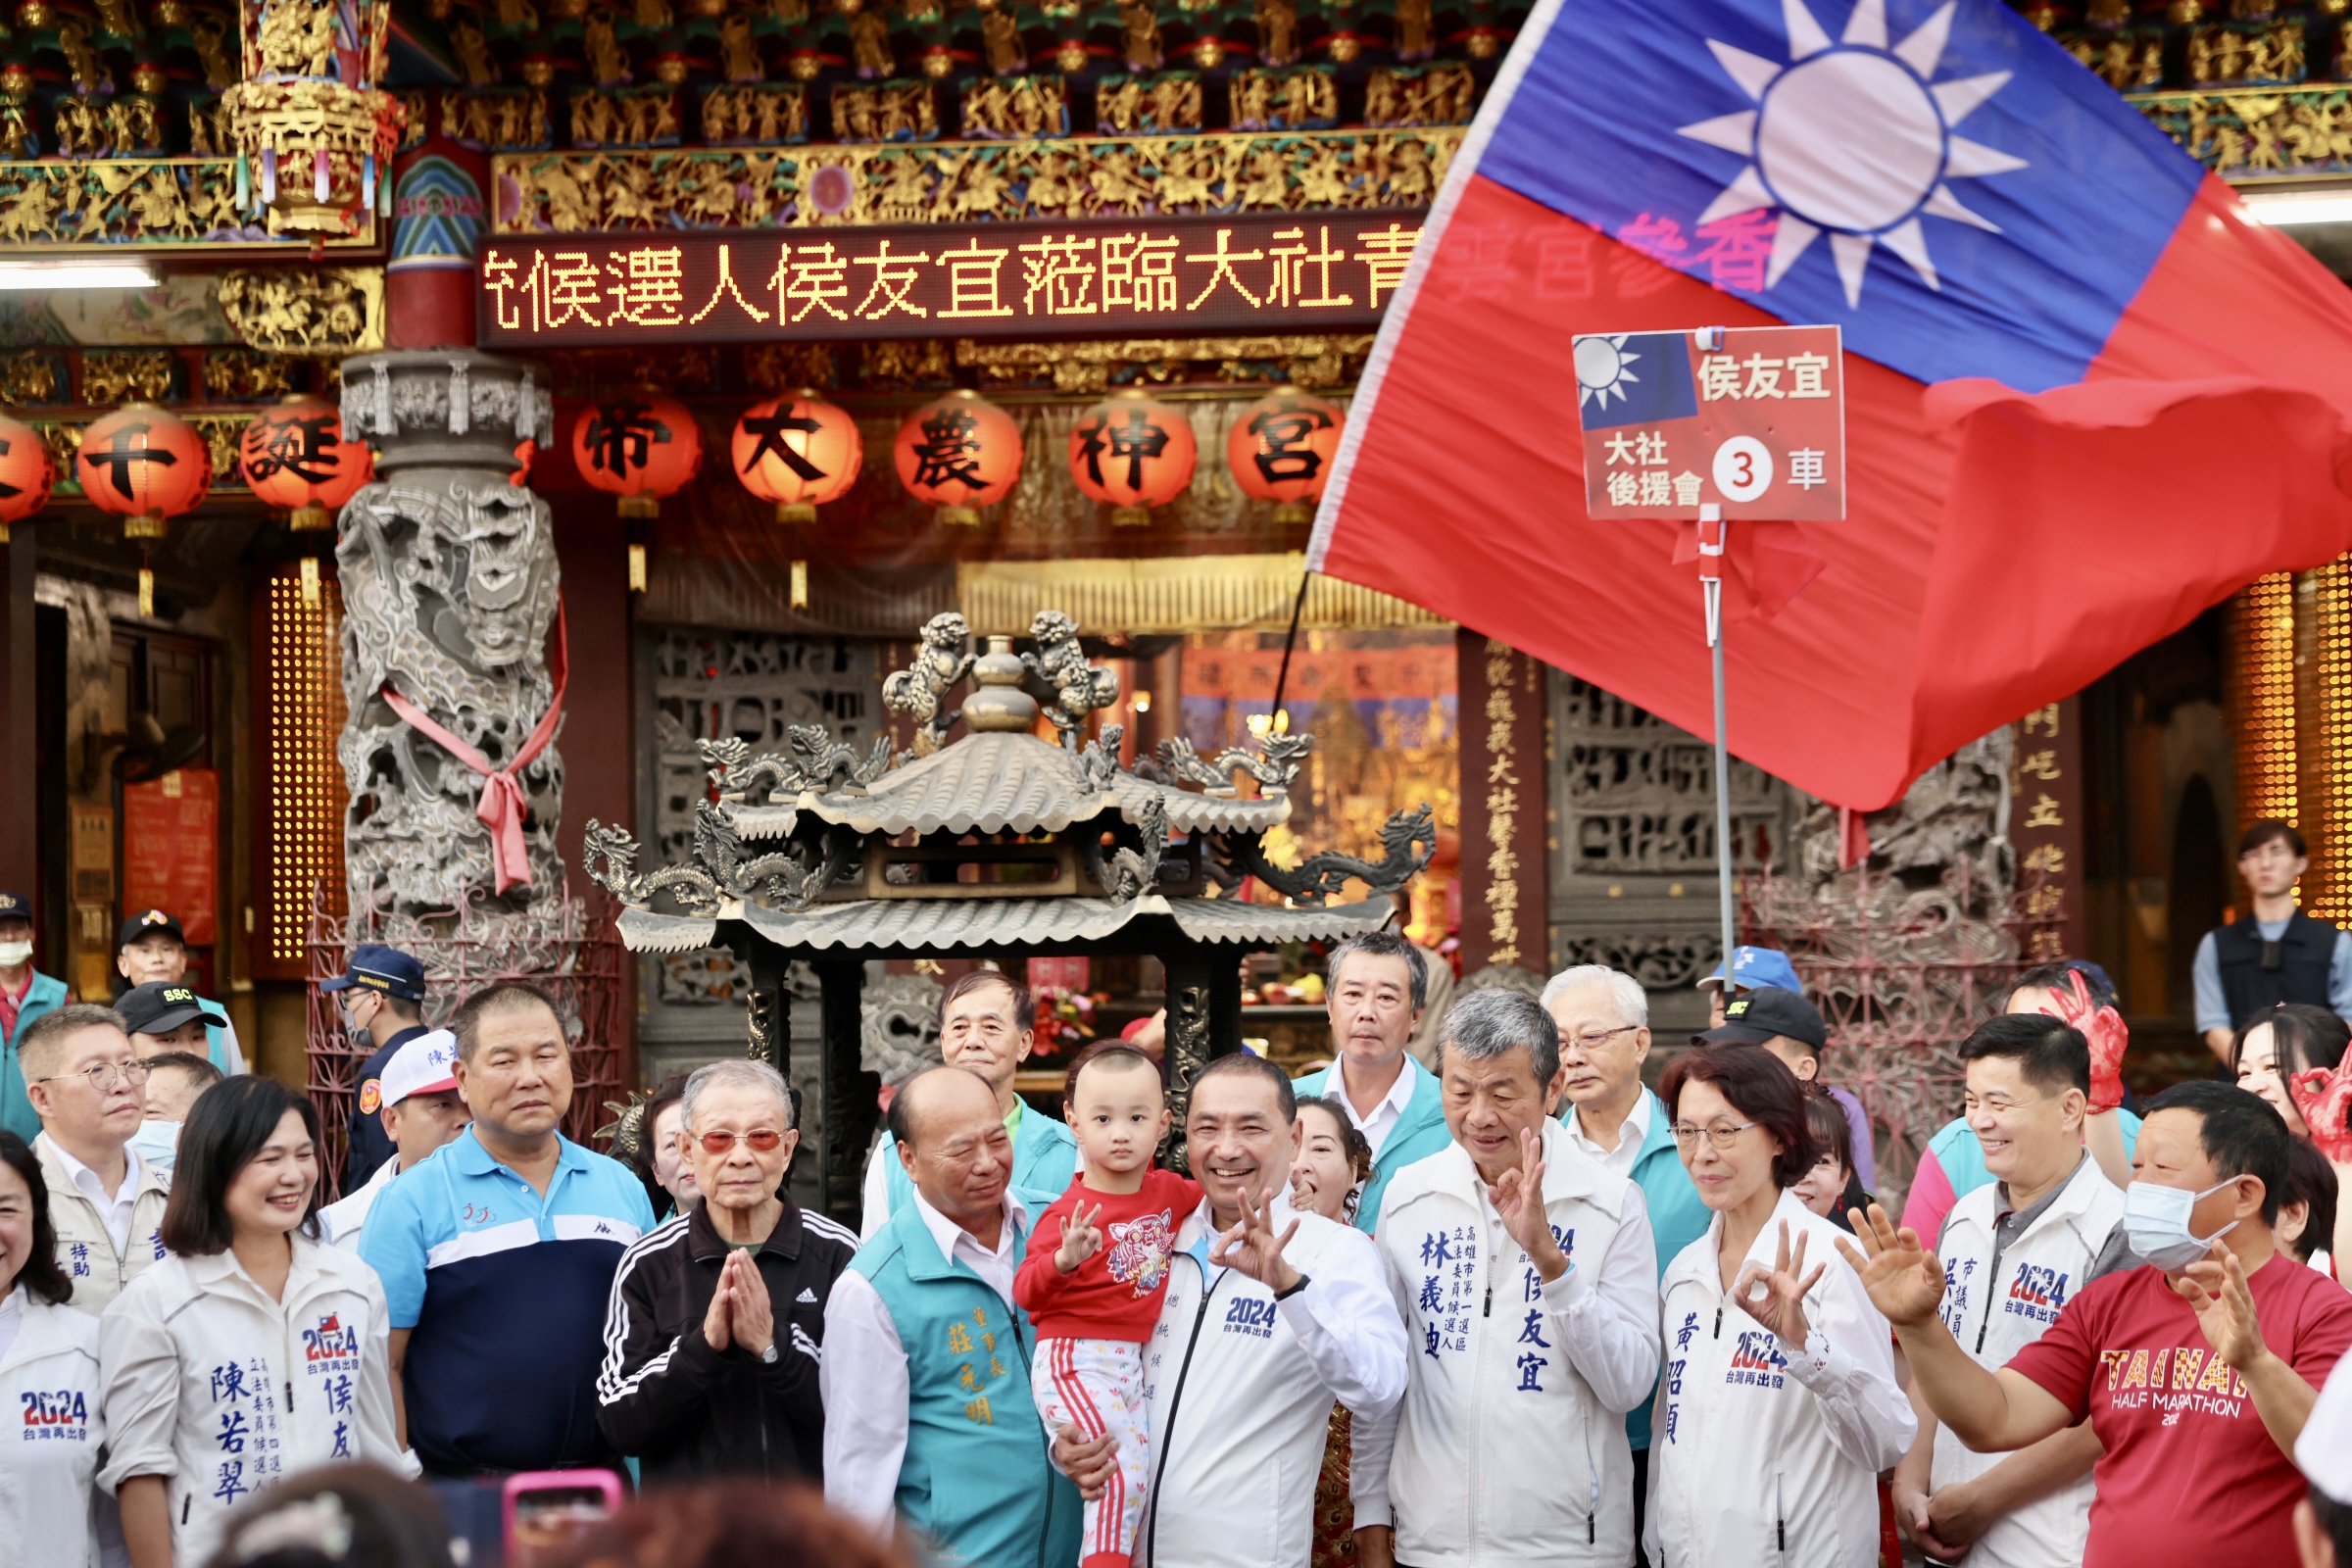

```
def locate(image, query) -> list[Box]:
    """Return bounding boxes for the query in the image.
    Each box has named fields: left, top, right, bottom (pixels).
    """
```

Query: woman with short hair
left=0, top=1128, right=108, bottom=1567
left=1647, top=1045, right=1913, bottom=1567
left=98, top=1077, right=410, bottom=1568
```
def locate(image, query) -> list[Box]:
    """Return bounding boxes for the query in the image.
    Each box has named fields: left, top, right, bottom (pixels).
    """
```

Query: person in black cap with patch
left=0, top=891, right=70, bottom=1145
left=114, top=907, right=244, bottom=1079
left=1695, top=983, right=1877, bottom=1192
left=324, top=942, right=431, bottom=1190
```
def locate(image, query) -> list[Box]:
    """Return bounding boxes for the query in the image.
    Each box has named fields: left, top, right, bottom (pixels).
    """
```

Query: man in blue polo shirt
left=362, top=981, right=654, bottom=1476
left=1293, top=929, right=1448, bottom=1232
left=322, top=943, right=433, bottom=1190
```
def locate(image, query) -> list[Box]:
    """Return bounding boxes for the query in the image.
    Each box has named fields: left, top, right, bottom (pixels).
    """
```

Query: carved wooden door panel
left=1544, top=674, right=1794, bottom=1040
left=631, top=628, right=885, bottom=1096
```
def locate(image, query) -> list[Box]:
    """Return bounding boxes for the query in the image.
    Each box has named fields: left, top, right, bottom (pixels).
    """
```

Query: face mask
left=2124, top=1179, right=2239, bottom=1271
left=129, top=1119, right=182, bottom=1177
left=0, top=941, right=31, bottom=966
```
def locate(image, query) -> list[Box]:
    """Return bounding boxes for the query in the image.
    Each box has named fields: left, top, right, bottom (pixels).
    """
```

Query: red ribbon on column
left=379, top=604, right=569, bottom=895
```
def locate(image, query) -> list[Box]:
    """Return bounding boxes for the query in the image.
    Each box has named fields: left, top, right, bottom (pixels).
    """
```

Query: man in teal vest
left=1293, top=930, right=1449, bottom=1232
left=0, top=892, right=70, bottom=1143
left=114, top=908, right=243, bottom=1077
left=822, top=1064, right=1080, bottom=1566
left=861, top=971, right=1078, bottom=1240
left=1543, top=962, right=1712, bottom=1547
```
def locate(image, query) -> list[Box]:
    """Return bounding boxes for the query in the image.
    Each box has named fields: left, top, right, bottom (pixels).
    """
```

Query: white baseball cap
left=380, top=1030, right=460, bottom=1111
left=2297, top=1338, right=2352, bottom=1505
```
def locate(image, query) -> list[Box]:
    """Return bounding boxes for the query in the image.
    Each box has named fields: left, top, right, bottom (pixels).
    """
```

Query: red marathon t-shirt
left=2005, top=1252, right=2352, bottom=1568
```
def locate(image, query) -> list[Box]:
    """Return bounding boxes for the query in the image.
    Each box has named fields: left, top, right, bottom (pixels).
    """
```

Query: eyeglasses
left=37, top=1059, right=151, bottom=1093
left=1671, top=1120, right=1758, bottom=1151
left=694, top=1129, right=787, bottom=1154
left=1566, top=1024, right=1641, bottom=1053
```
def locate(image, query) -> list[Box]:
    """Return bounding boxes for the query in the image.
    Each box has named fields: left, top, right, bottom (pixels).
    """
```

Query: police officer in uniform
left=2193, top=820, right=2352, bottom=1064
left=322, top=944, right=431, bottom=1190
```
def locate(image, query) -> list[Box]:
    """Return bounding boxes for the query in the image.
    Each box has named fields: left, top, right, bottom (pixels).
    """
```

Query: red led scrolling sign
left=476, top=212, right=1424, bottom=345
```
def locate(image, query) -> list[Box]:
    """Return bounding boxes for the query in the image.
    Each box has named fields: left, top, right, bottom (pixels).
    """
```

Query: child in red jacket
left=1015, top=1045, right=1200, bottom=1568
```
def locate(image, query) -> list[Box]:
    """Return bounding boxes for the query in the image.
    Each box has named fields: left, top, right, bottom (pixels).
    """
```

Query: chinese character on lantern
left=0, top=411, right=54, bottom=545
left=1068, top=392, right=1195, bottom=527
left=732, top=393, right=862, bottom=524
left=1229, top=387, right=1345, bottom=524
left=239, top=396, right=373, bottom=531
left=895, top=389, right=1021, bottom=526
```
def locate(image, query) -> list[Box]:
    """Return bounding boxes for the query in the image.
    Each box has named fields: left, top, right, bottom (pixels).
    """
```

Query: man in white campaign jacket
left=1352, top=988, right=1661, bottom=1568
left=98, top=1229, right=413, bottom=1567
left=1895, top=1012, right=2130, bottom=1568
left=1055, top=1053, right=1411, bottom=1568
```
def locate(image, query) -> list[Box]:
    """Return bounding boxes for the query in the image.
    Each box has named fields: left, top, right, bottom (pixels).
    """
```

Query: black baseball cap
left=118, top=908, right=187, bottom=951
left=120, top=981, right=212, bottom=1038
left=0, top=892, right=29, bottom=922
left=1696, top=985, right=1827, bottom=1053
left=319, top=943, right=426, bottom=1004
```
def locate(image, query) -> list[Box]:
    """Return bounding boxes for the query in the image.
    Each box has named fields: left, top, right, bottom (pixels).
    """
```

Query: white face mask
left=129, top=1119, right=182, bottom=1176
left=2124, top=1178, right=2239, bottom=1271
left=0, top=941, right=32, bottom=967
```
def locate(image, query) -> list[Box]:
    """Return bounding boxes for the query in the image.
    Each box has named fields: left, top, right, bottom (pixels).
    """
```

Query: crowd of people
left=7, top=859, right=2352, bottom=1568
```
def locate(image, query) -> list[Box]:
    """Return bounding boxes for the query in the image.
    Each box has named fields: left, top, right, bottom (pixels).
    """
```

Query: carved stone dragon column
left=336, top=350, right=563, bottom=926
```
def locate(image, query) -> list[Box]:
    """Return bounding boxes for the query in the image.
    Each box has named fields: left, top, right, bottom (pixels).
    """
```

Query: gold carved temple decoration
left=493, top=125, right=1461, bottom=233
left=0, top=159, right=377, bottom=251
left=956, top=334, right=1375, bottom=393
left=219, top=268, right=387, bottom=356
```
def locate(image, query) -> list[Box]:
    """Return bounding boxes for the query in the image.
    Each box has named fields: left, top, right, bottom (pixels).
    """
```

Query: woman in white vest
left=98, top=1076, right=411, bottom=1568
left=1649, top=1044, right=1914, bottom=1568
left=0, top=1130, right=108, bottom=1568
left=1894, top=1011, right=2128, bottom=1568
left=1352, top=988, right=1661, bottom=1568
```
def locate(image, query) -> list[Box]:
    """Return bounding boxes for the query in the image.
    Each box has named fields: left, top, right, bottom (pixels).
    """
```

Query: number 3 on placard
left=1712, top=436, right=1773, bottom=504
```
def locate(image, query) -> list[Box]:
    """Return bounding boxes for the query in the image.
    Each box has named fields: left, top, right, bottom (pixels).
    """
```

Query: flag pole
left=1697, top=499, right=1737, bottom=990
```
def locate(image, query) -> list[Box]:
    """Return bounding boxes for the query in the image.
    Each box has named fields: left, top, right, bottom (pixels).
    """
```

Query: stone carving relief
left=861, top=971, right=944, bottom=1085
left=335, top=351, right=564, bottom=928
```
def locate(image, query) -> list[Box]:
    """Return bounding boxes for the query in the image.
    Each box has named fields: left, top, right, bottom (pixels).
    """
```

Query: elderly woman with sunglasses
left=596, top=1060, right=861, bottom=1485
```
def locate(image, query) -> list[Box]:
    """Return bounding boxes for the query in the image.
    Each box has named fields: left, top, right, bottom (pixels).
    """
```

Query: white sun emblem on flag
left=1573, top=334, right=1641, bottom=409
left=1679, top=0, right=2029, bottom=308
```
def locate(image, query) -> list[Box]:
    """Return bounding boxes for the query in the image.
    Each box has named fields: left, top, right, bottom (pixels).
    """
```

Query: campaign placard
left=1572, top=324, right=1845, bottom=521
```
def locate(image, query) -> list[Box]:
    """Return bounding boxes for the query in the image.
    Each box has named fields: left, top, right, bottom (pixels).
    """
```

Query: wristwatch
left=1273, top=1274, right=1310, bottom=1302
left=760, top=1342, right=779, bottom=1364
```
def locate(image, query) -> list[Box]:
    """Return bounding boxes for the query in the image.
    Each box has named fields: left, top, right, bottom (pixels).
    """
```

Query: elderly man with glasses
left=1542, top=963, right=1712, bottom=1549
left=598, top=1058, right=861, bottom=1485
left=18, top=1004, right=171, bottom=1315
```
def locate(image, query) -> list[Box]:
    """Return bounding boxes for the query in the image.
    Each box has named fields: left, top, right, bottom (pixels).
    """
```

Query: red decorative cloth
left=379, top=604, right=567, bottom=894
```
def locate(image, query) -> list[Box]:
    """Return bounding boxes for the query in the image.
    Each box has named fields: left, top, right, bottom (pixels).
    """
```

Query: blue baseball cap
left=320, top=943, right=426, bottom=1003
left=0, top=892, right=28, bottom=922
left=1698, top=945, right=1804, bottom=994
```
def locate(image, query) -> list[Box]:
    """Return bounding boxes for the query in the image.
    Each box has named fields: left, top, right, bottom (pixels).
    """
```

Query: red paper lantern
left=1228, top=387, right=1347, bottom=524
left=78, top=404, right=212, bottom=539
left=1069, top=393, right=1196, bottom=526
left=0, top=412, right=54, bottom=544
left=239, top=395, right=373, bottom=531
left=731, top=394, right=862, bottom=524
left=571, top=393, right=704, bottom=517
left=894, top=389, right=1022, bottom=526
